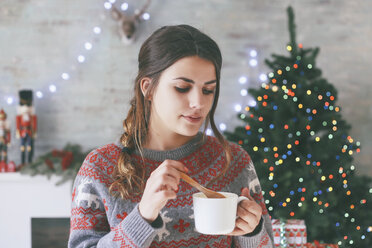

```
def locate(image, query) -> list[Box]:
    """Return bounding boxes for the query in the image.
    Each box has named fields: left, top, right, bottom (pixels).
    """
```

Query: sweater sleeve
left=232, top=151, right=274, bottom=248
left=68, top=151, right=162, bottom=248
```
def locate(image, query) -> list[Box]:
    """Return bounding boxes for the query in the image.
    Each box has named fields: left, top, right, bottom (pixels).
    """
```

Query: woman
left=68, top=24, right=273, bottom=248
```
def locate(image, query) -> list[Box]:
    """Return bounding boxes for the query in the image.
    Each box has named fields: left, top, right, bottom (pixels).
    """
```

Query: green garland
left=20, top=144, right=90, bottom=186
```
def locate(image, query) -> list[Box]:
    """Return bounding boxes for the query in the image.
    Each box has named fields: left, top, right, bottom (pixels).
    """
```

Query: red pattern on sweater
left=150, top=235, right=231, bottom=248
left=257, top=233, right=270, bottom=248
left=116, top=211, right=128, bottom=221
left=70, top=207, right=109, bottom=232
left=173, top=219, right=190, bottom=233
left=72, top=187, right=76, bottom=202
left=112, top=225, right=137, bottom=248
left=212, top=237, right=231, bottom=248
left=77, top=160, right=114, bottom=188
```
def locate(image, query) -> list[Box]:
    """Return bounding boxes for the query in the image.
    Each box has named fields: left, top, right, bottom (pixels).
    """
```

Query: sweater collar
left=116, top=132, right=206, bottom=162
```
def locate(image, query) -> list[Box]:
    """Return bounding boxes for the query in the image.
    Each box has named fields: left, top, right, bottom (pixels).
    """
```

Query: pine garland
left=20, top=144, right=90, bottom=185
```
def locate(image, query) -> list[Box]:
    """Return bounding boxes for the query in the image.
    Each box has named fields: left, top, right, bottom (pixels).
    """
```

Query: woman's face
left=148, top=56, right=217, bottom=139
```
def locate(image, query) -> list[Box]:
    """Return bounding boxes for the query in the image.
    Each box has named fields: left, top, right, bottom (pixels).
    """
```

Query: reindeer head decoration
left=111, top=0, right=151, bottom=44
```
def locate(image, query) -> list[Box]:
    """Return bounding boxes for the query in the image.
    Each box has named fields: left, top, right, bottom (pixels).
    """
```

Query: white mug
left=192, top=192, right=248, bottom=235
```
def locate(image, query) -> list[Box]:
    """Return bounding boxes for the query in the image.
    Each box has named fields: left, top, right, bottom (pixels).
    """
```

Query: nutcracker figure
left=16, top=90, right=37, bottom=165
left=0, top=109, right=11, bottom=164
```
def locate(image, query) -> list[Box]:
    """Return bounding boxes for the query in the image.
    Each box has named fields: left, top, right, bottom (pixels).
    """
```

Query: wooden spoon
left=180, top=172, right=225, bottom=198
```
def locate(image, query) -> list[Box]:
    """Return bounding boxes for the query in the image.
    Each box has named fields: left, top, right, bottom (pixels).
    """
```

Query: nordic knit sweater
left=68, top=133, right=274, bottom=248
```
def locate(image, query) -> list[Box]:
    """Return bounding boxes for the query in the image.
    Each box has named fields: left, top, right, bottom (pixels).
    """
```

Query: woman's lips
left=182, top=115, right=202, bottom=123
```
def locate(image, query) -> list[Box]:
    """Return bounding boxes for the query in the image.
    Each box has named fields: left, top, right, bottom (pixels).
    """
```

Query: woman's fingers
left=155, top=174, right=179, bottom=192
left=237, top=204, right=257, bottom=224
left=161, top=159, right=189, bottom=173
left=235, top=217, right=255, bottom=233
left=239, top=200, right=262, bottom=219
left=157, top=188, right=177, bottom=200
left=229, top=227, right=246, bottom=236
left=157, top=160, right=188, bottom=179
left=139, top=159, right=187, bottom=222
left=229, top=211, right=259, bottom=235
left=227, top=198, right=263, bottom=236
left=150, top=160, right=188, bottom=191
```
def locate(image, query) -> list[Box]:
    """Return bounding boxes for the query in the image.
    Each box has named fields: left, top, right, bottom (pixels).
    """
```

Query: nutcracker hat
left=19, top=89, right=33, bottom=106
left=0, top=109, right=6, bottom=120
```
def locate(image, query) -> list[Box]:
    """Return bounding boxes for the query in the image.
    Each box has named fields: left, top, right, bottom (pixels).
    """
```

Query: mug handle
left=238, top=196, right=249, bottom=204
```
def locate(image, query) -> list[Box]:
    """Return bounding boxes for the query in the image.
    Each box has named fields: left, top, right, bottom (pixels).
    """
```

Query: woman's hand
left=228, top=187, right=263, bottom=236
left=139, top=159, right=188, bottom=223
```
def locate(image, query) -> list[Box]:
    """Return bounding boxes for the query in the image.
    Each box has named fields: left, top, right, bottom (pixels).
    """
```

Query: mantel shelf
left=0, top=172, right=68, bottom=183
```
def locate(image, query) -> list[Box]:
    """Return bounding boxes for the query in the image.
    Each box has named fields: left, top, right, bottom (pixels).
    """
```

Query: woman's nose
left=189, top=90, right=204, bottom=109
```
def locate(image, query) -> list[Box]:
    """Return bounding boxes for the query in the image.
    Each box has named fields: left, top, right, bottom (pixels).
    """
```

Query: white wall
left=0, top=173, right=72, bottom=248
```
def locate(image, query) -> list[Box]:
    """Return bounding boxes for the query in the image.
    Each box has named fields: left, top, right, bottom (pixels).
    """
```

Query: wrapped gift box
left=272, top=219, right=307, bottom=247
left=304, top=241, right=339, bottom=248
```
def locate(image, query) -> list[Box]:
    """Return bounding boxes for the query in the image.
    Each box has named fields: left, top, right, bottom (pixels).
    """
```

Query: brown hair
left=109, top=24, right=232, bottom=199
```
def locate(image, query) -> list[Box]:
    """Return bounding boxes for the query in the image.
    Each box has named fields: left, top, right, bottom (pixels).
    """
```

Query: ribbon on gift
left=279, top=219, right=288, bottom=247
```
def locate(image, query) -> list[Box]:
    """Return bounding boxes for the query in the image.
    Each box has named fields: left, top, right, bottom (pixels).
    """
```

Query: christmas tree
left=224, top=6, right=372, bottom=247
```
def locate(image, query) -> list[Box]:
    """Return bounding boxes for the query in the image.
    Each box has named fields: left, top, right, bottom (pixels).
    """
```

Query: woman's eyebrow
left=173, top=77, right=217, bottom=85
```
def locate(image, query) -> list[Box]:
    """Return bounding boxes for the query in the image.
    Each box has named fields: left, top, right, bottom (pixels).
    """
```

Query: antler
left=111, top=0, right=152, bottom=44
left=134, top=0, right=151, bottom=20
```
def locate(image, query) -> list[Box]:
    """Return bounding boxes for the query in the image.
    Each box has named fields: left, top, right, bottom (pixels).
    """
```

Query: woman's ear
left=140, top=77, right=152, bottom=99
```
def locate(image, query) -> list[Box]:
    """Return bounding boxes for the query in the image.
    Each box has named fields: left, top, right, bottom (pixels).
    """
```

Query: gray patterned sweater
left=68, top=133, right=274, bottom=247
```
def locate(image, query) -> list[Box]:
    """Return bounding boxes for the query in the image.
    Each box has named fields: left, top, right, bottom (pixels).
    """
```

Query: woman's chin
left=177, top=127, right=200, bottom=137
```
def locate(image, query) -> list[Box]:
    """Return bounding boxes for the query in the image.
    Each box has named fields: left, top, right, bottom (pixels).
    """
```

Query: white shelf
left=0, top=172, right=31, bottom=181
left=0, top=172, right=66, bottom=183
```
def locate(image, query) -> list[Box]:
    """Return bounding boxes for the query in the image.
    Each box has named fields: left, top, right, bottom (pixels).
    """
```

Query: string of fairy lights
left=234, top=43, right=371, bottom=246
left=1, top=24, right=102, bottom=106
left=1, top=0, right=255, bottom=139
left=205, top=49, right=265, bottom=135
left=0, top=0, right=150, bottom=107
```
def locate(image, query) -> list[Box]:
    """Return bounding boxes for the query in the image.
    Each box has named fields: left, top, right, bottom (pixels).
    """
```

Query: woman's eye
left=175, top=87, right=190, bottom=93
left=203, top=89, right=215, bottom=95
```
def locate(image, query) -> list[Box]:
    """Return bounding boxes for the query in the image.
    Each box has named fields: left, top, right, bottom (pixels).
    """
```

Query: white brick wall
left=1, top=0, right=371, bottom=176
